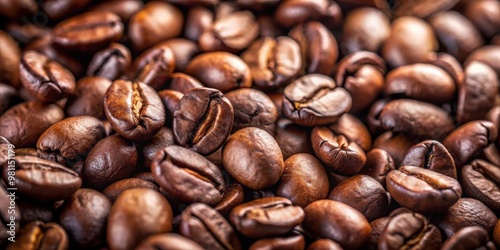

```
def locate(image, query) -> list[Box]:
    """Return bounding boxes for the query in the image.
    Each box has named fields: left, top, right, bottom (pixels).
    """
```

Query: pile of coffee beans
left=1, top=0, right=500, bottom=249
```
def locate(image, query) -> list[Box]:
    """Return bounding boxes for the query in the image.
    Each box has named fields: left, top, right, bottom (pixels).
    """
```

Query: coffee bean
left=328, top=113, right=372, bottom=151
left=0, top=0, right=37, bottom=21
left=0, top=83, right=20, bottom=115
left=275, top=0, right=332, bottom=28
left=359, top=149, right=396, bottom=187
left=461, top=160, right=500, bottom=211
left=87, top=43, right=131, bottom=81
left=329, top=175, right=389, bottom=221
left=223, top=127, right=284, bottom=190
left=394, top=0, right=459, bottom=18
left=386, top=166, right=462, bottom=213
left=7, top=221, right=68, bottom=250
left=341, top=8, right=390, bottom=54
left=441, top=226, right=495, bottom=250
left=53, top=11, right=124, bottom=52
left=180, top=203, right=241, bottom=250
left=283, top=74, right=351, bottom=126
left=311, top=126, right=366, bottom=175
left=103, top=178, right=159, bottom=202
left=173, top=87, right=234, bottom=155
left=90, top=0, right=144, bottom=22
left=3, top=155, right=81, bottom=202
left=214, top=183, right=245, bottom=216
left=241, top=36, right=301, bottom=89
left=159, top=39, right=199, bottom=72
left=59, top=188, right=111, bottom=248
left=36, top=116, right=106, bottom=165
left=250, top=234, right=305, bottom=250
left=20, top=50, right=76, bottom=102
left=43, top=0, right=92, bottom=20
left=364, top=217, right=391, bottom=249
left=82, top=134, right=137, bottom=189
left=465, top=45, right=500, bottom=82
left=138, top=126, right=176, bottom=170
left=401, top=140, right=457, bottom=179
left=273, top=119, right=313, bottom=160
left=0, top=30, right=21, bottom=87
left=152, top=145, right=225, bottom=206
left=104, top=80, right=165, bottom=142
left=135, top=233, right=204, bottom=250
left=168, top=73, right=203, bottom=94
left=185, top=52, right=252, bottom=92
left=308, top=239, right=343, bottom=250
left=303, top=199, right=370, bottom=249
left=378, top=213, right=442, bottom=250
left=277, top=153, right=329, bottom=208
left=64, top=76, right=113, bottom=118
left=129, top=1, right=183, bottom=52
left=225, top=88, right=278, bottom=134
left=185, top=6, right=214, bottom=42
left=230, top=197, right=304, bottom=238
left=373, top=131, right=414, bottom=166
left=128, top=44, right=175, bottom=90
left=107, top=189, right=173, bottom=250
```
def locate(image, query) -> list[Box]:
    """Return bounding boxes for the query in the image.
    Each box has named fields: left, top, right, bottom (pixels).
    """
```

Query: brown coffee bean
left=341, top=7, right=390, bottom=54
left=387, top=166, right=462, bottom=213
left=53, top=11, right=124, bottom=52
left=128, top=44, right=175, bottom=90
left=173, top=87, right=234, bottom=155
left=87, top=43, right=131, bottom=81
left=137, top=126, right=176, bottom=170
left=102, top=178, right=159, bottom=202
left=0, top=30, right=21, bottom=87
left=442, top=226, right=496, bottom=250
left=7, top=221, right=68, bottom=250
left=230, top=197, right=304, bottom=238
left=43, top=0, right=92, bottom=20
left=250, top=234, right=305, bottom=250
left=64, top=77, right=113, bottom=118
left=461, top=160, right=500, bottom=211
left=0, top=83, right=20, bottom=115
left=135, top=233, right=204, bottom=250
left=20, top=50, right=76, bottom=102
left=159, top=39, right=199, bottom=72
left=223, top=127, right=284, bottom=190
left=303, top=199, right=370, bottom=249
left=274, top=0, right=333, bottom=28
left=273, top=118, right=314, bottom=160
left=104, top=80, right=165, bottom=142
left=214, top=183, right=245, bottom=216
left=308, top=239, right=343, bottom=250
left=359, top=149, right=396, bottom=187
left=168, top=73, right=203, bottom=94
left=107, top=189, right=173, bottom=250
left=90, top=0, right=144, bottom=22
left=373, top=131, right=414, bottom=166
left=401, top=140, right=457, bottom=179
left=394, top=0, right=459, bottom=18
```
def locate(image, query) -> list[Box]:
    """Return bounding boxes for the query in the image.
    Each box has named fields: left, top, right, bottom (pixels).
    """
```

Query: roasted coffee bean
left=382, top=16, right=438, bottom=67
left=36, top=116, right=105, bottom=165
left=159, top=39, right=199, bottom=72
left=200, top=10, right=259, bottom=52
left=465, top=45, right=500, bottom=77
left=373, top=132, right=414, bottom=166
left=378, top=213, right=442, bottom=250
left=87, top=43, right=131, bottom=81
left=180, top=203, right=241, bottom=250
left=158, top=89, right=183, bottom=127
left=90, top=0, right=144, bottom=22
left=173, top=87, right=234, bottom=155
left=327, top=113, right=372, bottom=151
left=59, top=188, right=111, bottom=249
left=457, top=61, right=498, bottom=124
left=0, top=83, right=20, bottom=115
left=359, top=149, right=396, bottom=187
left=64, top=77, right=112, bottom=118
left=0, top=136, right=11, bottom=168
left=43, top=0, right=92, bottom=20
left=443, top=121, right=497, bottom=168
left=128, top=44, right=175, bottom=90
left=250, top=234, right=305, bottom=250
left=329, top=175, right=389, bottom=221
left=394, top=0, right=458, bottom=18
left=366, top=98, right=390, bottom=136
left=364, top=217, right=391, bottom=249
left=0, top=186, right=20, bottom=246
left=214, top=183, right=245, bottom=216
left=437, top=198, right=498, bottom=238
left=386, top=166, right=462, bottom=213
left=401, top=140, right=457, bottom=179
left=225, top=88, right=278, bottom=134
left=184, top=6, right=214, bottom=42
left=103, top=178, right=159, bottom=202
left=104, top=80, right=165, bottom=142
left=464, top=1, right=500, bottom=38
left=241, top=36, right=301, bottom=89
left=429, top=11, right=483, bottom=62
left=441, top=226, right=495, bottom=250
left=385, top=64, right=456, bottom=104
left=0, top=30, right=21, bottom=87
left=341, top=7, right=390, bottom=54
left=274, top=0, right=334, bottom=28
left=53, top=11, right=124, bottom=52
left=257, top=15, right=286, bottom=38
left=185, top=52, right=252, bottom=92
left=283, top=74, right=351, bottom=126
left=129, top=1, right=183, bottom=52
left=20, top=50, right=76, bottom=102
left=16, top=199, right=54, bottom=225
left=426, top=52, right=464, bottom=85
left=335, top=51, right=386, bottom=113
left=277, top=153, right=329, bottom=208
left=308, top=239, right=343, bottom=250
left=379, top=99, right=454, bottom=141
left=82, top=134, right=137, bottom=189
left=311, top=126, right=366, bottom=175
left=303, top=199, right=370, bottom=249
left=168, top=73, right=203, bottom=94
left=223, top=127, right=284, bottom=190
left=461, top=160, right=500, bottom=211
left=0, top=0, right=37, bottom=21
left=3, top=155, right=81, bottom=202
left=230, top=197, right=304, bottom=238
left=152, top=145, right=225, bottom=206
left=135, top=233, right=204, bottom=250
left=273, top=119, right=313, bottom=160
left=138, top=127, right=176, bottom=170
left=107, top=189, right=173, bottom=250
left=7, top=221, right=68, bottom=250
left=289, top=21, right=338, bottom=75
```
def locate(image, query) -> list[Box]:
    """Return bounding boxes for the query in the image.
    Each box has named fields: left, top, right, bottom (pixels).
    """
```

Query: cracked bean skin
left=386, top=166, right=462, bottom=213
left=20, top=50, right=76, bottom=102
left=152, top=145, right=225, bottom=206
left=104, top=80, right=165, bottom=142
left=283, top=74, right=351, bottom=127
left=173, top=87, right=234, bottom=155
